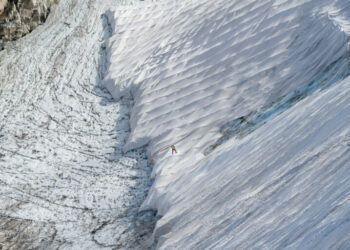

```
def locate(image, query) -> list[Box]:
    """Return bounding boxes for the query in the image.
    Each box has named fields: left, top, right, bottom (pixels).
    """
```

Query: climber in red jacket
left=171, top=145, right=177, bottom=154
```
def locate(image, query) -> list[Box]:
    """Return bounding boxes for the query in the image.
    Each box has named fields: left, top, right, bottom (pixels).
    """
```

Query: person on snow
left=171, top=145, right=177, bottom=154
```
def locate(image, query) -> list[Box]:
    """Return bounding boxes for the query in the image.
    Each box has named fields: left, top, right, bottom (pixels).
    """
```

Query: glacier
left=0, top=0, right=349, bottom=248
left=0, top=0, right=155, bottom=249
left=103, top=0, right=350, bottom=248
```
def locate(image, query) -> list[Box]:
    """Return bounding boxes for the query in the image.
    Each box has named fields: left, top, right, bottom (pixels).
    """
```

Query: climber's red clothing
left=171, top=145, right=177, bottom=154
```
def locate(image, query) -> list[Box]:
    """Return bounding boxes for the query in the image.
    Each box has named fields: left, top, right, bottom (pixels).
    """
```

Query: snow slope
left=104, top=0, right=350, bottom=248
left=152, top=75, right=350, bottom=249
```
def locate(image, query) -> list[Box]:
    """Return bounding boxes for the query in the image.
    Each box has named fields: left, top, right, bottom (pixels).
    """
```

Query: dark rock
left=0, top=0, right=59, bottom=45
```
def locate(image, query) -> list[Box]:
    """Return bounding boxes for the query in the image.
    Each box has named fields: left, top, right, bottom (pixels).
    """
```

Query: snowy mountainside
left=152, top=77, right=350, bottom=249
left=104, top=0, right=350, bottom=248
left=104, top=0, right=350, bottom=155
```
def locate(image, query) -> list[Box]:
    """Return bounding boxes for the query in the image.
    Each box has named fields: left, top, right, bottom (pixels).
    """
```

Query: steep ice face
left=104, top=0, right=350, bottom=155
left=104, top=0, right=350, bottom=248
left=152, top=77, right=350, bottom=249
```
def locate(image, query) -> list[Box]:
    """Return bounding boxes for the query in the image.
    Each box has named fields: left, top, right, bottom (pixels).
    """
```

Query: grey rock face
left=0, top=0, right=59, bottom=47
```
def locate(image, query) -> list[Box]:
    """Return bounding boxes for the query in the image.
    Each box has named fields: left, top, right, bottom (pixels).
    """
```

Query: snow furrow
left=104, top=0, right=350, bottom=248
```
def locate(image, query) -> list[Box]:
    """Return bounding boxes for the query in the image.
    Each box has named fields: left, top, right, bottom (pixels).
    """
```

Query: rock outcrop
left=0, top=0, right=59, bottom=48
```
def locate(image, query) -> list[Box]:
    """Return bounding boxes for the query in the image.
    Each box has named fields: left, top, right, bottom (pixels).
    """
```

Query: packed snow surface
left=104, top=0, right=350, bottom=248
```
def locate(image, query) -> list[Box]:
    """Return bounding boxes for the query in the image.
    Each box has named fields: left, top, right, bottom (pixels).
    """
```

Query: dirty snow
left=0, top=0, right=154, bottom=249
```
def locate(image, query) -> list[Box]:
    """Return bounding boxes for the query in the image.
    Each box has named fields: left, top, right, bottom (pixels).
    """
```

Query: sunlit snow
left=104, top=0, right=350, bottom=248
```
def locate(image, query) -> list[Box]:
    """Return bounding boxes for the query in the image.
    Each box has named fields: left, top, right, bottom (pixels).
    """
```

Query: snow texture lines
left=104, top=0, right=350, bottom=248
left=0, top=0, right=154, bottom=249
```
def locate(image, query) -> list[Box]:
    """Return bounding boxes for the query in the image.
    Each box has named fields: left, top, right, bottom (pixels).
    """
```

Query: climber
left=171, top=145, right=177, bottom=155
